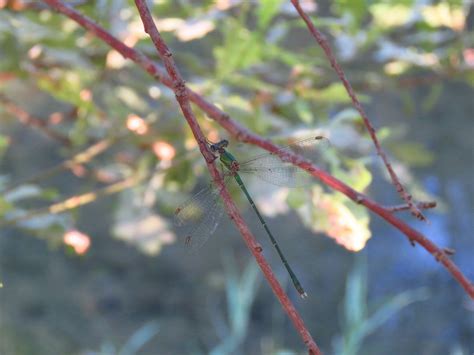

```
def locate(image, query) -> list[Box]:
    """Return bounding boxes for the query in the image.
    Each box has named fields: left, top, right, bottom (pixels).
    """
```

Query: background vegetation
left=0, top=0, right=473, bottom=354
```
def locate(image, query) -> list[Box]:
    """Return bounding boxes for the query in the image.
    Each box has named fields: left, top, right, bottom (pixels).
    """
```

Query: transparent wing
left=174, top=179, right=229, bottom=251
left=238, top=136, right=330, bottom=187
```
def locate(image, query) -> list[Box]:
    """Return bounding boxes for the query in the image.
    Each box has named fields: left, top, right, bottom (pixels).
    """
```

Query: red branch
left=133, top=1, right=321, bottom=354
left=290, top=0, right=425, bottom=221
left=41, top=0, right=474, bottom=300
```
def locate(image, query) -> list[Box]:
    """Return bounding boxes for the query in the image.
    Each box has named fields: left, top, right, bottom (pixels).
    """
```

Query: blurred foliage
left=0, top=0, right=472, bottom=275
left=210, top=256, right=260, bottom=355
left=82, top=321, right=161, bottom=355
left=0, top=1, right=472, bottom=354
left=333, top=253, right=429, bottom=355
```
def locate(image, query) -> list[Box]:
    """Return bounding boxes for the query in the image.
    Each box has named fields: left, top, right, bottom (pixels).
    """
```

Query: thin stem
left=290, top=0, right=425, bottom=221
left=40, top=0, right=474, bottom=300
left=385, top=201, right=437, bottom=213
left=133, top=1, right=321, bottom=353
left=2, top=137, right=114, bottom=193
left=2, top=174, right=142, bottom=226
left=0, top=93, right=71, bottom=146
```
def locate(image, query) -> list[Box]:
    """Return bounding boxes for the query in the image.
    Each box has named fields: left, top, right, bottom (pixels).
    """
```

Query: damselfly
left=175, top=136, right=330, bottom=298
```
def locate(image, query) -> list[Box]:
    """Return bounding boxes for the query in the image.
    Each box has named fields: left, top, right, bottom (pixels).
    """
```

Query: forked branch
left=290, top=0, right=426, bottom=221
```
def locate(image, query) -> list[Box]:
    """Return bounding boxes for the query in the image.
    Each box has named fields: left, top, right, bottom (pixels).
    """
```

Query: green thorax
left=219, top=150, right=238, bottom=171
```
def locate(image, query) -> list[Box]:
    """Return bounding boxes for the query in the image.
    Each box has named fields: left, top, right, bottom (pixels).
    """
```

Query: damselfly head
left=210, top=139, right=229, bottom=152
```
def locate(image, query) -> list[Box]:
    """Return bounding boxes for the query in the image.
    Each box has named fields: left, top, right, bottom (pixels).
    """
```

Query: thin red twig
left=290, top=0, right=425, bottom=221
left=385, top=201, right=437, bottom=213
left=1, top=137, right=114, bottom=194
left=133, top=1, right=321, bottom=353
left=0, top=93, right=71, bottom=146
left=41, top=0, right=474, bottom=300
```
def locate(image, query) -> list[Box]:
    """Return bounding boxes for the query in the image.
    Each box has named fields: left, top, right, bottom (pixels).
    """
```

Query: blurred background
left=0, top=0, right=473, bottom=354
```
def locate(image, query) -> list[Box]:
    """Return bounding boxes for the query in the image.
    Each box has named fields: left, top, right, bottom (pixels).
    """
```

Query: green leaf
left=0, top=197, right=13, bottom=217
left=294, top=100, right=313, bottom=123
left=339, top=254, right=369, bottom=354
left=115, top=86, right=148, bottom=111
left=331, top=108, right=360, bottom=123
left=40, top=188, right=60, bottom=201
left=0, top=134, right=9, bottom=157
left=118, top=322, right=161, bottom=355
left=214, top=20, right=263, bottom=80
left=390, top=142, right=435, bottom=167
left=335, top=160, right=372, bottom=192
left=287, top=189, right=309, bottom=209
left=362, top=288, right=430, bottom=337
left=266, top=44, right=314, bottom=66
left=376, top=127, right=391, bottom=141
left=333, top=0, right=369, bottom=31
left=353, top=164, right=372, bottom=192
left=370, top=4, right=413, bottom=29
left=225, top=74, right=279, bottom=93
left=421, top=83, right=443, bottom=112
left=337, top=255, right=429, bottom=355
left=344, top=255, right=368, bottom=329
left=257, top=0, right=284, bottom=30
left=304, top=83, right=369, bottom=104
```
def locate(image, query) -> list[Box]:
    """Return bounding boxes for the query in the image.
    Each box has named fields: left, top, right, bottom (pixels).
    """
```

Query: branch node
left=174, top=79, right=187, bottom=97
left=234, top=129, right=249, bottom=142
left=434, top=250, right=444, bottom=262
left=442, top=247, right=456, bottom=256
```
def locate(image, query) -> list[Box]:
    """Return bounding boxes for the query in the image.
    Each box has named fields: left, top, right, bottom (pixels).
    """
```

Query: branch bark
left=385, top=201, right=437, bottom=213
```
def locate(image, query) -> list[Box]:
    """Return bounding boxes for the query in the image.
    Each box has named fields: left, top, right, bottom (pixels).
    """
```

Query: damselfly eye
left=212, top=140, right=229, bottom=151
